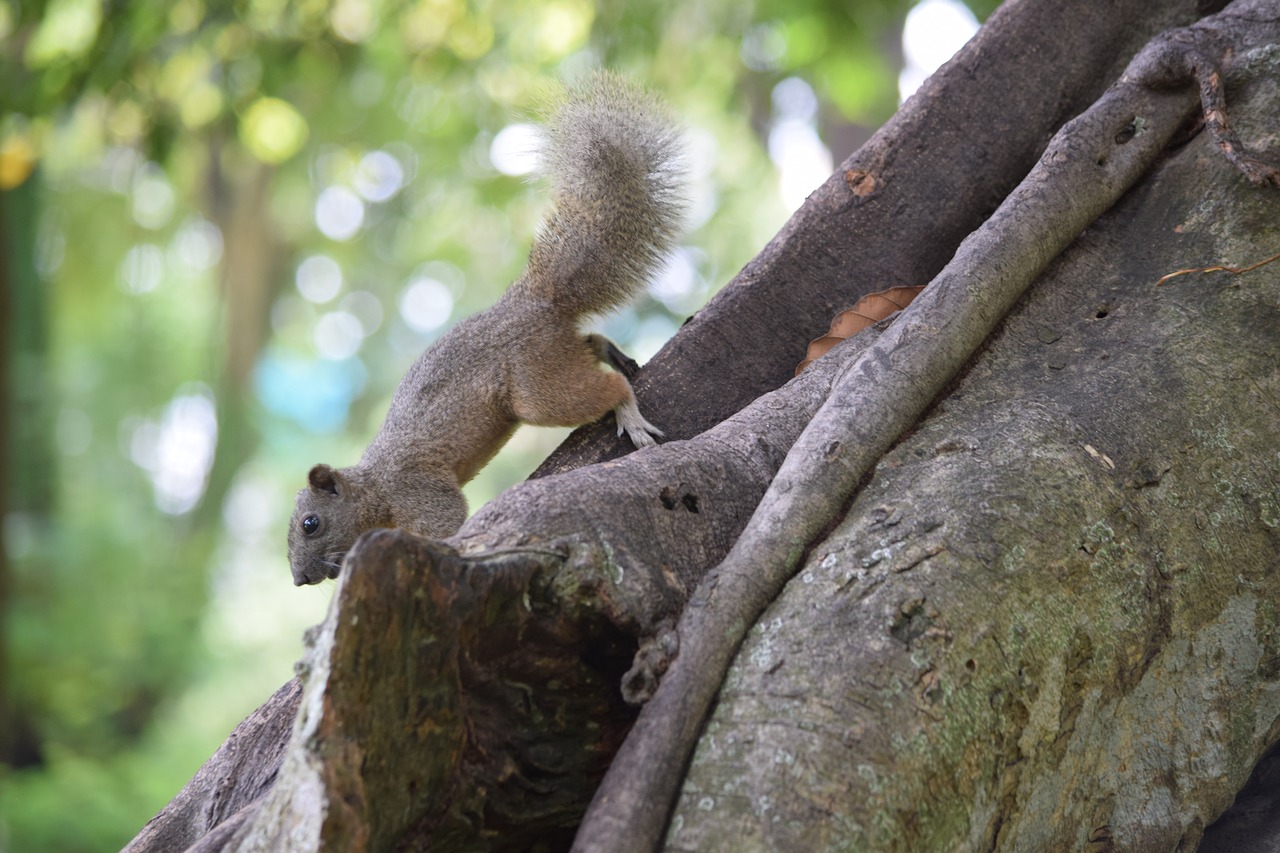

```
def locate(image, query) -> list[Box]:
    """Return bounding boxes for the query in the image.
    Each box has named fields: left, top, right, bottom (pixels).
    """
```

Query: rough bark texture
left=223, top=537, right=644, bottom=851
left=666, top=40, right=1280, bottom=851
left=124, top=0, right=1280, bottom=849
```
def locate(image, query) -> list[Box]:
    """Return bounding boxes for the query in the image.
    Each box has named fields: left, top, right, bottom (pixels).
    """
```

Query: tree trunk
left=196, top=142, right=282, bottom=531
left=0, top=162, right=14, bottom=767
left=0, top=172, right=52, bottom=768
left=126, top=0, right=1280, bottom=849
left=662, top=54, right=1280, bottom=849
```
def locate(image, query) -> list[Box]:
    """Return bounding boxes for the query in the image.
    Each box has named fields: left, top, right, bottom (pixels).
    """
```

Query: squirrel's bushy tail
left=524, top=73, right=686, bottom=317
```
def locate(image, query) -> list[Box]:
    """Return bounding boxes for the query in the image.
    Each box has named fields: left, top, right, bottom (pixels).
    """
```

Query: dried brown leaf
left=795, top=286, right=926, bottom=375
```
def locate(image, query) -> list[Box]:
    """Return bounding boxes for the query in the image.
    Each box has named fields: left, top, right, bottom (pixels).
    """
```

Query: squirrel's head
left=288, top=464, right=368, bottom=586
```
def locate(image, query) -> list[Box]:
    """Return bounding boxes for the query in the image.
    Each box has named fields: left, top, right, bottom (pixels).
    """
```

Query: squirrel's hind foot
left=616, top=398, right=663, bottom=448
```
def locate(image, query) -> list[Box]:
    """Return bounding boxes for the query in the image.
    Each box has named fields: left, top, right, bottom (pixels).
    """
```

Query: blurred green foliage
left=0, top=0, right=990, bottom=848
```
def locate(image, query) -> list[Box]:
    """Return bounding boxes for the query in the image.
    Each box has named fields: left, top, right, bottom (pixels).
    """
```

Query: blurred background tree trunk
left=1, top=172, right=53, bottom=769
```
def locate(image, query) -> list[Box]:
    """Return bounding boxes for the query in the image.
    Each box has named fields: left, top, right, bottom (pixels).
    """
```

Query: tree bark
left=662, top=27, right=1280, bottom=848
left=126, top=0, right=1280, bottom=849
left=126, top=681, right=302, bottom=853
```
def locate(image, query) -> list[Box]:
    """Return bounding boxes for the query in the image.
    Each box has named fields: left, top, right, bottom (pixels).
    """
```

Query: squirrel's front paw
left=615, top=399, right=663, bottom=448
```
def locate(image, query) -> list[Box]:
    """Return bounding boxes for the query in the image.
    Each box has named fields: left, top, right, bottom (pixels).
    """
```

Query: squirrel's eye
left=302, top=514, right=321, bottom=535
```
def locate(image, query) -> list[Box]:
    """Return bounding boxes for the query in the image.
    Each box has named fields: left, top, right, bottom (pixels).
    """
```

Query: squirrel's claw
left=616, top=399, right=663, bottom=448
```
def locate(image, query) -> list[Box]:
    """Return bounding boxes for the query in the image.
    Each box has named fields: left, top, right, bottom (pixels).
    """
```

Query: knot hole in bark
left=659, top=485, right=700, bottom=513
left=890, top=597, right=939, bottom=646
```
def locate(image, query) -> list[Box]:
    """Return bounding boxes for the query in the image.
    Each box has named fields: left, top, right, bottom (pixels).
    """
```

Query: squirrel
left=288, top=73, right=687, bottom=586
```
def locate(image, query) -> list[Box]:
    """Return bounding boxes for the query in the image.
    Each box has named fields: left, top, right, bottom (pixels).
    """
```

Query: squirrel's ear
left=308, top=464, right=340, bottom=495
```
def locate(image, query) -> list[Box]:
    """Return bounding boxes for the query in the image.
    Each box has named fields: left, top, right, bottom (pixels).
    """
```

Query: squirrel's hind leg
left=613, top=396, right=663, bottom=447
left=583, top=334, right=661, bottom=447
left=586, top=333, right=641, bottom=379
left=511, top=345, right=662, bottom=448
